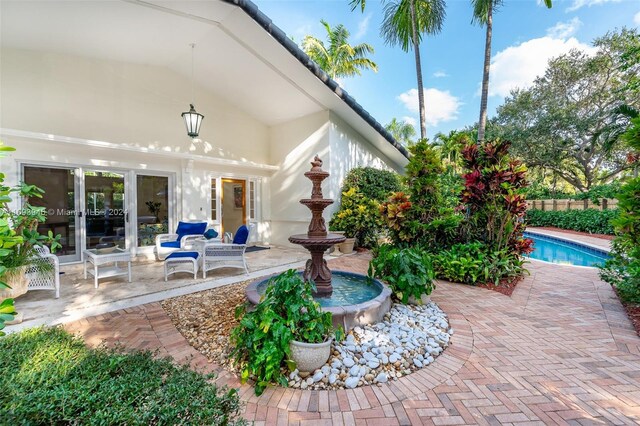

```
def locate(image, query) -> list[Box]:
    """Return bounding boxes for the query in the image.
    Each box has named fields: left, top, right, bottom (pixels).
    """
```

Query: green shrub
left=525, top=209, right=618, bottom=234
left=0, top=327, right=245, bottom=425
left=600, top=176, right=640, bottom=303
left=368, top=244, right=435, bottom=304
left=341, top=167, right=402, bottom=202
left=230, top=270, right=341, bottom=396
left=433, top=243, right=526, bottom=285
left=379, top=140, right=463, bottom=250
left=329, top=187, right=381, bottom=247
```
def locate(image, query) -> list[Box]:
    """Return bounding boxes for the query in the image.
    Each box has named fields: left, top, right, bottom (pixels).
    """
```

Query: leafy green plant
left=368, top=244, right=435, bottom=304
left=230, top=270, right=341, bottom=396
left=0, top=326, right=246, bottom=425
left=526, top=209, right=618, bottom=235
left=0, top=142, right=61, bottom=331
left=329, top=187, right=381, bottom=247
left=433, top=243, right=487, bottom=284
left=433, top=243, right=526, bottom=286
left=600, top=175, right=640, bottom=303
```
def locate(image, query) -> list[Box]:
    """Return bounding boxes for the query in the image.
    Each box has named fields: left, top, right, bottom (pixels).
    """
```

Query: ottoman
left=164, top=251, right=200, bottom=281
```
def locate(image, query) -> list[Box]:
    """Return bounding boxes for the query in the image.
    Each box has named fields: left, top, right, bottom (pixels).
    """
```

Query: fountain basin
left=246, top=271, right=392, bottom=331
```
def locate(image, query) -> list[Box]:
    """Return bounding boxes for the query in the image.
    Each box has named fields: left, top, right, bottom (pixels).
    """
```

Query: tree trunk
left=409, top=0, right=427, bottom=140
left=477, top=1, right=493, bottom=143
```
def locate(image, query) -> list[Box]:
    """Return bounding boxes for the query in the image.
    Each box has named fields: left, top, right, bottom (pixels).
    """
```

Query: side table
left=83, top=247, right=132, bottom=288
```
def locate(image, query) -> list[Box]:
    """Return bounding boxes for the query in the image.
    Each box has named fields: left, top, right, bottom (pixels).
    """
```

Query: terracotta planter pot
left=289, top=338, right=332, bottom=373
left=338, top=238, right=356, bottom=254
left=0, top=266, right=29, bottom=299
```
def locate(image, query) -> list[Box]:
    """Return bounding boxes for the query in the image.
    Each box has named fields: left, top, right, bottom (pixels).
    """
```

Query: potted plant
left=230, top=270, right=342, bottom=395
left=0, top=142, right=61, bottom=300
left=329, top=187, right=380, bottom=253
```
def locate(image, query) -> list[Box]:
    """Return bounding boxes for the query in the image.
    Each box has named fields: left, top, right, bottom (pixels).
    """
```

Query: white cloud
left=433, top=71, right=448, bottom=78
left=546, top=18, right=582, bottom=39
left=354, top=14, right=372, bottom=40
left=402, top=116, right=417, bottom=127
left=488, top=36, right=595, bottom=98
left=634, top=11, right=640, bottom=26
left=397, top=88, right=461, bottom=126
left=566, top=0, right=621, bottom=12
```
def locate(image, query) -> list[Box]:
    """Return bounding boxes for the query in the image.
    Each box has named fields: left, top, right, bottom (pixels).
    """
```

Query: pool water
left=255, top=271, right=383, bottom=307
left=524, top=232, right=609, bottom=267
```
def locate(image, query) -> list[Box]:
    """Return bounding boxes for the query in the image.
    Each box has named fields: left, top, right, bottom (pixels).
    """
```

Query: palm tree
left=385, top=118, right=417, bottom=146
left=302, top=20, right=378, bottom=80
left=433, top=130, right=470, bottom=172
left=352, top=0, right=446, bottom=140
left=474, top=0, right=552, bottom=143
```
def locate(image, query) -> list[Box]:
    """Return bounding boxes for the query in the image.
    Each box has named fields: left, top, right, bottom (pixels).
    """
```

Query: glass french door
left=83, top=170, right=126, bottom=250
left=23, top=165, right=174, bottom=262
left=221, top=178, right=246, bottom=236
left=23, top=166, right=81, bottom=263
left=135, top=175, right=169, bottom=247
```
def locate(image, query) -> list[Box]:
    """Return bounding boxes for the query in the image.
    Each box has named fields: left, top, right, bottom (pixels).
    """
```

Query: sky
left=253, top=0, right=640, bottom=139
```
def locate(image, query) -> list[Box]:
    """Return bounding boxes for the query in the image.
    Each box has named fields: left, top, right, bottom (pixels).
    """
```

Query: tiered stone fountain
left=288, top=156, right=345, bottom=296
left=246, top=155, right=392, bottom=330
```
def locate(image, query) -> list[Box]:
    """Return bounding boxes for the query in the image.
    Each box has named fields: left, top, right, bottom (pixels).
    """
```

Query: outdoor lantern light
left=182, top=104, right=203, bottom=138
left=182, top=43, right=204, bottom=138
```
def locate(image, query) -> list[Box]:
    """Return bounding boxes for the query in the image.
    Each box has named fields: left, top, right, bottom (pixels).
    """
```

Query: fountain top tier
left=288, top=155, right=345, bottom=296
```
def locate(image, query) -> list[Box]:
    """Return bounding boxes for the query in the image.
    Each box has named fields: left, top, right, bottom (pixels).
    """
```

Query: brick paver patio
left=65, top=251, right=640, bottom=425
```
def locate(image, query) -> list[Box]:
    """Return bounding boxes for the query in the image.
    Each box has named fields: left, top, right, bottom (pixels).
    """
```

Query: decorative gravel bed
left=162, top=282, right=452, bottom=390
left=289, top=302, right=452, bottom=390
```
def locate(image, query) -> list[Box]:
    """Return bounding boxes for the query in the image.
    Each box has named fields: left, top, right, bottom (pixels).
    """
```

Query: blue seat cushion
left=204, top=228, right=219, bottom=239
left=176, top=221, right=207, bottom=241
left=166, top=251, right=199, bottom=260
left=160, top=241, right=181, bottom=248
left=233, top=225, right=249, bottom=244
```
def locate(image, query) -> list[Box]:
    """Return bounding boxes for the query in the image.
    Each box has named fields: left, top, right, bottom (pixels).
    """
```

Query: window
left=211, top=178, right=218, bottom=222
left=249, top=181, right=256, bottom=220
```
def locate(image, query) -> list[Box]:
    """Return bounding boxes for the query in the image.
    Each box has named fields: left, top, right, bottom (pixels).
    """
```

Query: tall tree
left=385, top=118, right=417, bottom=146
left=352, top=0, right=446, bottom=140
left=302, top=20, right=378, bottom=80
left=493, top=29, right=640, bottom=191
left=473, top=0, right=552, bottom=143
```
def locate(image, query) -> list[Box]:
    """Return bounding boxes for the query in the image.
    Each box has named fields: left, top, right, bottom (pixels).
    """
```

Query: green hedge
left=0, top=327, right=246, bottom=425
left=525, top=208, right=618, bottom=235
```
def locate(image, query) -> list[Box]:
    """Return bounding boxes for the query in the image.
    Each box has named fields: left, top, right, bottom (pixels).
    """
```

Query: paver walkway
left=65, top=251, right=640, bottom=425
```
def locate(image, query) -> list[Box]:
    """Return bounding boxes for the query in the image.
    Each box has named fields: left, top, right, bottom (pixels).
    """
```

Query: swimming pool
left=523, top=232, right=610, bottom=267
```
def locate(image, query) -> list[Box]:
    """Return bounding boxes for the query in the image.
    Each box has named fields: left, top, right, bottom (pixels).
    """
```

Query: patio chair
left=201, top=224, right=254, bottom=277
left=25, top=245, right=60, bottom=298
left=155, top=221, right=209, bottom=260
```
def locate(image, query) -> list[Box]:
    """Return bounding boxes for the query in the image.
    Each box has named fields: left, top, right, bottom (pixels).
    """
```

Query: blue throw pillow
left=176, top=221, right=207, bottom=241
left=204, top=229, right=219, bottom=240
left=232, top=225, right=249, bottom=244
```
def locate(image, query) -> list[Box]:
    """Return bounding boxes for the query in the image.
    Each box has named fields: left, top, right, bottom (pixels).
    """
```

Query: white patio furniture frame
left=155, top=224, right=217, bottom=260
left=164, top=253, right=200, bottom=281
left=83, top=247, right=132, bottom=288
left=197, top=240, right=248, bottom=278
left=25, top=245, right=60, bottom=298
